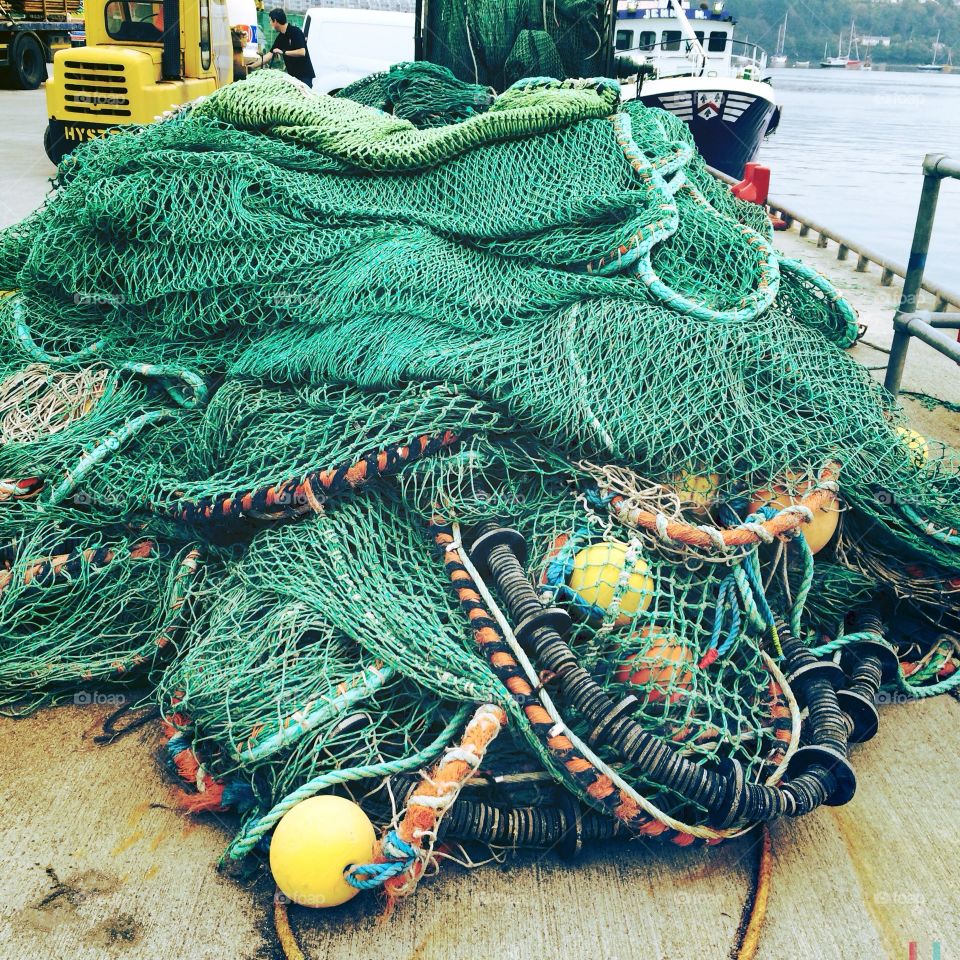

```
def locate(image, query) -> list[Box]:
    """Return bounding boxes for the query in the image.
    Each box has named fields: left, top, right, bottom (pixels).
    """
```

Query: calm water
left=758, top=68, right=960, bottom=289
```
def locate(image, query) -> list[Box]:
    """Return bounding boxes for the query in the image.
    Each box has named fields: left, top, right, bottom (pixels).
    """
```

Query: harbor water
left=759, top=67, right=960, bottom=290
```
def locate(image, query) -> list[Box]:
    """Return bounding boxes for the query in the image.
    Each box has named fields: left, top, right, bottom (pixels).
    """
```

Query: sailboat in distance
left=821, top=33, right=847, bottom=68
left=771, top=12, right=787, bottom=67
left=820, top=21, right=861, bottom=68
left=918, top=30, right=944, bottom=72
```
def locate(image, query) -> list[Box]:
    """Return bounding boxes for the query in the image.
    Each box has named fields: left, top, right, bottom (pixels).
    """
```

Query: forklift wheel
left=8, top=33, right=46, bottom=90
left=43, top=124, right=70, bottom=166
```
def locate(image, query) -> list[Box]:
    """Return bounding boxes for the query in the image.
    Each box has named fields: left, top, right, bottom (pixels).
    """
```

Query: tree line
left=730, top=0, right=957, bottom=64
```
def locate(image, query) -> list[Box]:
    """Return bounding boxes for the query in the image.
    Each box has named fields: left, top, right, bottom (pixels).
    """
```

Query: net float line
left=0, top=538, right=156, bottom=596
left=606, top=464, right=841, bottom=553
left=161, top=431, right=461, bottom=524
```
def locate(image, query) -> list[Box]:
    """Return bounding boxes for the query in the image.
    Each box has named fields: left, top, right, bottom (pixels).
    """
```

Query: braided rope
left=163, top=431, right=460, bottom=524
left=608, top=464, right=841, bottom=553
left=0, top=538, right=155, bottom=596
left=347, top=702, right=506, bottom=897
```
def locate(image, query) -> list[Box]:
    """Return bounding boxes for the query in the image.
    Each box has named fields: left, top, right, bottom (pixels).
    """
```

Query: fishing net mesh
left=420, top=0, right=615, bottom=91
left=0, top=67, right=957, bottom=873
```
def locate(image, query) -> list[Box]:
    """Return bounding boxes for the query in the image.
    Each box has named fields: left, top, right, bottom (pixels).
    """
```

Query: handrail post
left=884, top=154, right=946, bottom=396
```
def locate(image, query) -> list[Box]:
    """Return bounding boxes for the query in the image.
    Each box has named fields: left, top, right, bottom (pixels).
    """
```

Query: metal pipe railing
left=891, top=313, right=960, bottom=367
left=884, top=153, right=960, bottom=396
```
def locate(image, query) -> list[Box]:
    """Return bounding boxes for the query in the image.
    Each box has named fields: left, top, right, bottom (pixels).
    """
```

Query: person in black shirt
left=261, top=8, right=315, bottom=88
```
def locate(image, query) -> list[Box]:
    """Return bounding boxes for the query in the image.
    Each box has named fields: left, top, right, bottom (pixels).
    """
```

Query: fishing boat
left=918, top=31, right=944, bottom=72
left=615, top=0, right=780, bottom=179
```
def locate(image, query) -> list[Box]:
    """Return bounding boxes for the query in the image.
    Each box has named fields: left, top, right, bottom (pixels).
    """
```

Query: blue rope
left=707, top=574, right=742, bottom=659
left=166, top=733, right=191, bottom=759
left=345, top=829, right=417, bottom=890
left=742, top=549, right=775, bottom=628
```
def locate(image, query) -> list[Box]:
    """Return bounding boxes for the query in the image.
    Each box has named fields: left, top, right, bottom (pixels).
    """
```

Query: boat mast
left=665, top=0, right=707, bottom=74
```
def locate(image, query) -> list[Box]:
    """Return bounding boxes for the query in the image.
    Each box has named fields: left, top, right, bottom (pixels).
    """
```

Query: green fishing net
left=419, top=0, right=615, bottom=90
left=0, top=67, right=957, bottom=872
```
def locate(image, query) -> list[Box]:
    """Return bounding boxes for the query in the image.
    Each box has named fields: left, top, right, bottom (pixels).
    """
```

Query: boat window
left=694, top=31, right=704, bottom=45
left=638, top=30, right=655, bottom=50
left=707, top=31, right=728, bottom=52
left=199, top=0, right=211, bottom=69
left=615, top=29, right=633, bottom=51
left=662, top=30, right=681, bottom=51
left=104, top=0, right=163, bottom=42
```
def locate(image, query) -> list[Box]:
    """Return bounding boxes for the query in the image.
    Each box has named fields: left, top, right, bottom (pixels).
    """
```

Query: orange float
left=613, top=626, right=694, bottom=704
left=749, top=472, right=840, bottom=555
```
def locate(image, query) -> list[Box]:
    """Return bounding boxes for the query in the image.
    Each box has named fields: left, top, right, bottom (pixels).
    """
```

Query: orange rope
left=732, top=824, right=773, bottom=960
left=610, top=465, right=840, bottom=550
left=0, top=538, right=155, bottom=594
left=378, top=703, right=507, bottom=900
left=274, top=893, right=306, bottom=960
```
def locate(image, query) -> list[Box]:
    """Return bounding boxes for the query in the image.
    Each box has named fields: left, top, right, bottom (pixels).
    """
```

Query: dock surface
left=0, top=88, right=957, bottom=960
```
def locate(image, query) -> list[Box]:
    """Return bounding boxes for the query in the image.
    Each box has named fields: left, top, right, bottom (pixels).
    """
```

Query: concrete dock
left=0, top=87, right=957, bottom=960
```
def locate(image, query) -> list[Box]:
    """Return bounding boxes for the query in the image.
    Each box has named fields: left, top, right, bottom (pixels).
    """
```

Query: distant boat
left=771, top=13, right=787, bottom=67
left=821, top=21, right=861, bottom=69
left=793, top=60, right=810, bottom=68
left=918, top=30, right=944, bottom=72
left=821, top=38, right=846, bottom=68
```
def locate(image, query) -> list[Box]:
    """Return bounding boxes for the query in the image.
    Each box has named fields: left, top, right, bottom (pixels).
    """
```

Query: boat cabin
left=615, top=0, right=766, bottom=81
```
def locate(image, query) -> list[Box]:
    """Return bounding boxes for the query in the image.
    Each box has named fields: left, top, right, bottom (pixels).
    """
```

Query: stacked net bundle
left=337, top=62, right=496, bottom=127
left=0, top=67, right=958, bottom=898
left=420, top=0, right=615, bottom=91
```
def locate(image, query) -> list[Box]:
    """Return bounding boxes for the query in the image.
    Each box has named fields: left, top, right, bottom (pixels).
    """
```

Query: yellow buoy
left=672, top=466, right=721, bottom=513
left=895, top=426, right=929, bottom=468
left=566, top=541, right=654, bottom=625
left=749, top=472, right=840, bottom=555
left=269, top=795, right=376, bottom=908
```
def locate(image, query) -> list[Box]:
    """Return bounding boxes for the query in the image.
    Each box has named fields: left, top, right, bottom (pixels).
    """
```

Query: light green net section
left=0, top=67, right=956, bottom=850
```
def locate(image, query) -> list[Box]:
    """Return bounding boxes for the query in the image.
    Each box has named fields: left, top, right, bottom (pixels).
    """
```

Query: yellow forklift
left=44, top=0, right=234, bottom=162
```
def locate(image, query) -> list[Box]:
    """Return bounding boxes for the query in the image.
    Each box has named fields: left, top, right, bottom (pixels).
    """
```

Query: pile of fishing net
left=417, top=0, right=615, bottom=91
left=0, top=66, right=958, bottom=903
